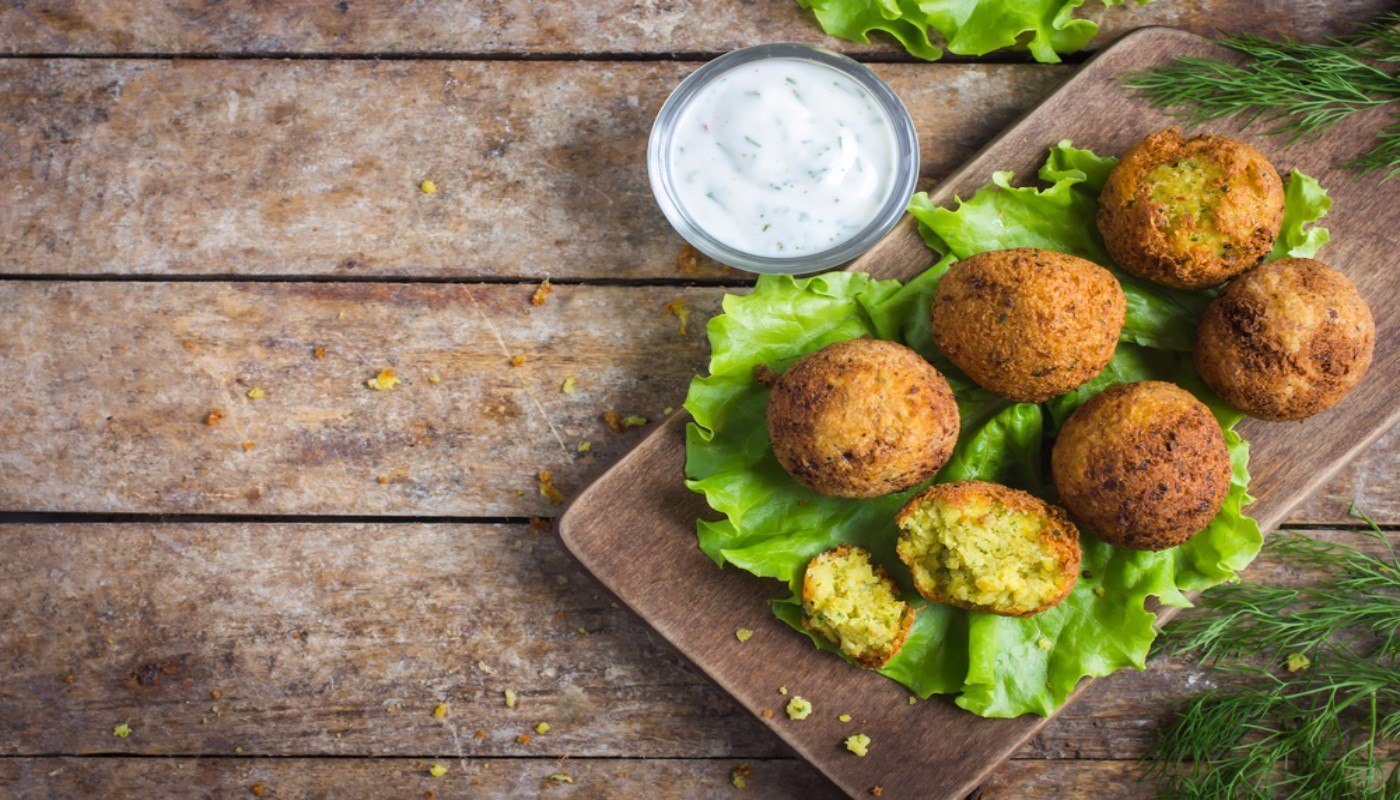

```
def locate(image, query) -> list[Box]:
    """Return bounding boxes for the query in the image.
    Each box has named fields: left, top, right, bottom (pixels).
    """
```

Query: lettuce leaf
left=795, top=0, right=1148, bottom=63
left=684, top=142, right=1326, bottom=717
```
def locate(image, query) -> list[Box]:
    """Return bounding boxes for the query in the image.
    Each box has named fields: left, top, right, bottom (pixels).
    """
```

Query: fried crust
left=932, top=248, right=1127, bottom=402
left=767, top=338, right=959, bottom=498
left=1193, top=258, right=1375, bottom=421
left=1051, top=381, right=1231, bottom=550
left=1098, top=128, right=1284, bottom=290
left=894, top=481, right=1081, bottom=617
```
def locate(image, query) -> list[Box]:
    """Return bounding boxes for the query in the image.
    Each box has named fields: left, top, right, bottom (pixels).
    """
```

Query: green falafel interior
left=684, top=141, right=1331, bottom=718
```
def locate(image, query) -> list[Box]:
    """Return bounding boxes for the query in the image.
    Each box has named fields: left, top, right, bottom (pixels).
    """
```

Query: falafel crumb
left=753, top=364, right=779, bottom=388
left=838, top=714, right=852, bottom=723
left=908, top=696, right=917, bottom=705
left=561, top=376, right=577, bottom=395
left=504, top=689, right=518, bottom=708
left=678, top=243, right=700, bottom=274
left=577, top=441, right=592, bottom=454
left=113, top=723, right=132, bottom=739
left=246, top=388, right=265, bottom=399
left=250, top=784, right=266, bottom=796
left=761, top=710, right=773, bottom=718
left=844, top=733, right=871, bottom=757
left=313, top=346, right=326, bottom=359
left=548, top=772, right=574, bottom=784
left=534, top=722, right=550, bottom=734
left=205, top=408, right=224, bottom=427
left=731, top=763, right=751, bottom=789
left=735, top=628, right=753, bottom=643
left=603, top=411, right=648, bottom=433
left=530, top=278, right=554, bottom=306
left=870, top=787, right=884, bottom=796
left=664, top=298, right=691, bottom=334
left=420, top=180, right=437, bottom=194
left=778, top=686, right=788, bottom=695
left=537, top=470, right=566, bottom=505
left=432, top=704, right=448, bottom=719
left=474, top=729, right=486, bottom=739
left=510, top=355, right=526, bottom=367
left=428, top=374, right=441, bottom=384
left=366, top=369, right=400, bottom=391
left=516, top=734, right=532, bottom=744
left=242, top=442, right=256, bottom=451
left=785, top=697, right=812, bottom=720
left=428, top=763, right=447, bottom=778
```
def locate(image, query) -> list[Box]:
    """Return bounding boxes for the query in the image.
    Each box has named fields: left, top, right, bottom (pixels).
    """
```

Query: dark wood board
left=558, top=27, right=1400, bottom=800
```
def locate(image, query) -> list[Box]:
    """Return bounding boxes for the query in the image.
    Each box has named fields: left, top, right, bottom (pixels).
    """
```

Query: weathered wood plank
left=0, top=757, right=846, bottom=800
left=0, top=281, right=1392, bottom=522
left=0, top=0, right=1388, bottom=56
left=0, top=522, right=1389, bottom=759
left=0, top=60, right=1064, bottom=279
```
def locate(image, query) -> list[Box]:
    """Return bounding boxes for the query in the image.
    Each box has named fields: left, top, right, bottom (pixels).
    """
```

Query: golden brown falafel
left=932, top=248, right=1127, bottom=402
left=895, top=481, right=1081, bottom=617
left=767, top=338, right=959, bottom=498
left=1051, top=381, right=1231, bottom=551
left=1098, top=129, right=1284, bottom=290
left=801, top=545, right=916, bottom=668
left=1194, top=258, right=1375, bottom=421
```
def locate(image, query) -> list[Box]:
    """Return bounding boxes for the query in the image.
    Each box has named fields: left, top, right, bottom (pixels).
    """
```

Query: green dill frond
left=1120, top=13, right=1400, bottom=177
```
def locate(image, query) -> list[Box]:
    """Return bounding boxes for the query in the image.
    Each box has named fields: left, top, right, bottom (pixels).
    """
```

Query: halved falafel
left=932, top=248, right=1127, bottom=402
left=895, top=481, right=1081, bottom=617
left=1194, top=258, right=1375, bottom=421
left=1098, top=129, right=1284, bottom=290
left=801, top=545, right=915, bottom=668
left=1051, top=381, right=1231, bottom=551
left=767, top=338, right=959, bottom=498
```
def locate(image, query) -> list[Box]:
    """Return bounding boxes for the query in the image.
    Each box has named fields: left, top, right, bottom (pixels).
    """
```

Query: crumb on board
left=250, top=784, right=266, bottom=797
left=420, top=180, right=437, bottom=194
left=241, top=442, right=255, bottom=451
left=663, top=298, right=691, bottom=335
left=205, top=408, right=224, bottom=427
left=731, top=763, right=751, bottom=789
left=211, top=690, right=221, bottom=700
left=735, top=628, right=753, bottom=643
left=428, top=763, right=447, bottom=778
left=516, top=734, right=532, bottom=744
left=531, top=278, right=554, bottom=306
left=870, top=786, right=884, bottom=796
left=429, top=374, right=441, bottom=383
left=474, top=729, right=486, bottom=739
left=603, top=411, right=648, bottom=433
left=761, top=710, right=773, bottom=719
left=534, top=722, right=550, bottom=735
left=663, top=406, right=674, bottom=415
left=113, top=723, right=132, bottom=739
left=183, top=340, right=197, bottom=350
left=785, top=697, right=812, bottom=720
left=510, top=355, right=527, bottom=367
left=366, top=369, right=400, bottom=391
left=577, top=441, right=592, bottom=454
left=313, top=346, right=326, bottom=359
left=504, top=689, right=518, bottom=708
left=678, top=243, right=699, bottom=274
left=844, top=733, right=870, bottom=757
left=377, top=475, right=389, bottom=484
left=246, top=388, right=265, bottom=399
left=548, top=772, right=574, bottom=784
left=528, top=517, right=553, bottom=532
left=778, top=686, right=788, bottom=695
left=561, top=375, right=578, bottom=395
left=537, top=470, right=566, bottom=505
left=838, top=714, right=852, bottom=723
left=478, top=661, right=496, bottom=675
left=432, top=704, right=448, bottom=720
left=908, top=696, right=917, bottom=705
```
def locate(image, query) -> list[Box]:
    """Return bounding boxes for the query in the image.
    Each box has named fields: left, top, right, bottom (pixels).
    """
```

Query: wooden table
left=0, top=3, right=1393, bottom=798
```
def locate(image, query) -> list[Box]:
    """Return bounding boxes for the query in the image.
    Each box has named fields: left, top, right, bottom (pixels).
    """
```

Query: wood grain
left=558, top=28, right=1400, bottom=800
left=0, top=521, right=1388, bottom=759
left=0, top=757, right=845, bottom=800
left=0, top=59, right=1064, bottom=280
left=0, top=279, right=1392, bottom=521
left=0, top=0, right=1389, bottom=56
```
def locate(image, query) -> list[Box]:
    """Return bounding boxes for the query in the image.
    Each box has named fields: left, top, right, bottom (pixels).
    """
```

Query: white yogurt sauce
left=667, top=58, right=898, bottom=258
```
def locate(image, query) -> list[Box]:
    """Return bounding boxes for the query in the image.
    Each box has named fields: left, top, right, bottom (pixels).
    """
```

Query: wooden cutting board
left=558, top=27, right=1399, bottom=800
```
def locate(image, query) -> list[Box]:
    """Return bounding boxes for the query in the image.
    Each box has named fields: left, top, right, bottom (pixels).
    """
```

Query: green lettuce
left=795, top=0, right=1149, bottom=63
left=684, top=142, right=1329, bottom=717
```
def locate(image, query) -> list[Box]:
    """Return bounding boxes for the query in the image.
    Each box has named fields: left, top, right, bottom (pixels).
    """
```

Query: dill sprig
left=1147, top=510, right=1400, bottom=799
left=1121, top=14, right=1400, bottom=179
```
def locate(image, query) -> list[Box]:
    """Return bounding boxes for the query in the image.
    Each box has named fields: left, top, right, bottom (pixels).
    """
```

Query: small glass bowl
left=648, top=43, right=920, bottom=276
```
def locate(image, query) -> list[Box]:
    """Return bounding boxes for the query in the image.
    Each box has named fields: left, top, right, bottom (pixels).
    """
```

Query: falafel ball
left=895, top=481, right=1081, bottom=617
left=767, top=338, right=959, bottom=498
left=802, top=545, right=916, bottom=668
left=932, top=248, right=1127, bottom=402
left=1051, top=381, right=1231, bottom=551
left=1098, top=128, right=1284, bottom=290
left=1194, top=258, right=1375, bottom=421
